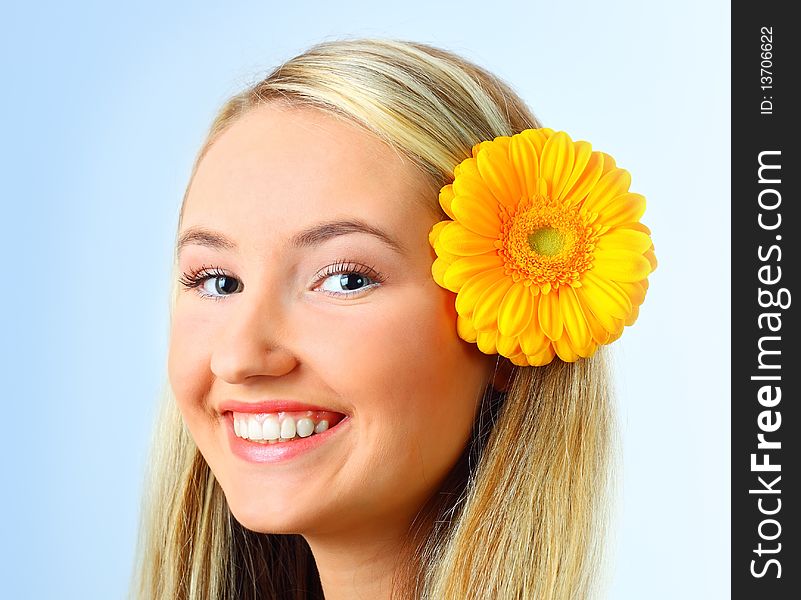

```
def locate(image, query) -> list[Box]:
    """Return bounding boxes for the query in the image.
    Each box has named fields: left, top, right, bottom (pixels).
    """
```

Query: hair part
left=130, top=37, right=617, bottom=600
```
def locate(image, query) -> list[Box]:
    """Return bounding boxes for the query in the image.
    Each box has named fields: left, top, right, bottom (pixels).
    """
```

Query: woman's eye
left=200, top=275, right=241, bottom=297
left=178, top=265, right=242, bottom=301
left=315, top=260, right=386, bottom=298
left=317, top=272, right=377, bottom=296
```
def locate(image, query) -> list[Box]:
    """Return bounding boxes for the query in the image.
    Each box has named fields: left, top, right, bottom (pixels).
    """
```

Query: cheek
left=302, top=283, right=483, bottom=470
left=303, top=283, right=468, bottom=403
left=167, top=308, right=214, bottom=415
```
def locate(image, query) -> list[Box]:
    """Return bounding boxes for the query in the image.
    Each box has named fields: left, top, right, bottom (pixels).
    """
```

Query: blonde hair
left=129, top=37, right=616, bottom=600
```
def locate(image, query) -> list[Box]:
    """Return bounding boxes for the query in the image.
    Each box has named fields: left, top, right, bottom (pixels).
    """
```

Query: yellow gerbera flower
left=428, top=128, right=657, bottom=366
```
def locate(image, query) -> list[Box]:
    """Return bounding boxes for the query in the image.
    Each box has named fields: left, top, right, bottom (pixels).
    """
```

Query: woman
left=130, top=37, right=655, bottom=600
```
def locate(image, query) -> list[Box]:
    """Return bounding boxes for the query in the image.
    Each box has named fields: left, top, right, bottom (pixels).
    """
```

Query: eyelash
left=315, top=259, right=387, bottom=298
left=178, top=264, right=231, bottom=302
left=178, top=259, right=387, bottom=301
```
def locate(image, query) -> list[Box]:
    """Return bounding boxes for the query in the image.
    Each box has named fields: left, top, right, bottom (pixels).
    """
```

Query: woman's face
left=169, top=104, right=496, bottom=539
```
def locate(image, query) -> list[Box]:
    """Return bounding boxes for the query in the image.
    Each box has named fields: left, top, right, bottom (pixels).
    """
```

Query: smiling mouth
left=231, top=410, right=346, bottom=444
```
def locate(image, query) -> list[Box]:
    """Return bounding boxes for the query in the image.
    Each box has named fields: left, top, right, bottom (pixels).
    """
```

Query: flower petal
left=472, top=275, right=516, bottom=331
left=451, top=192, right=503, bottom=238
left=617, top=280, right=648, bottom=308
left=472, top=136, right=511, bottom=157
left=476, top=144, right=522, bottom=211
left=431, top=256, right=451, bottom=289
left=583, top=168, right=632, bottom=215
left=438, top=222, right=497, bottom=256
left=596, top=193, right=647, bottom=228
left=579, top=295, right=625, bottom=337
left=443, top=253, right=504, bottom=291
left=496, top=332, right=522, bottom=358
left=538, top=290, right=563, bottom=341
left=624, top=302, right=640, bottom=326
left=509, top=133, right=540, bottom=201
left=578, top=270, right=632, bottom=320
left=431, top=243, right=460, bottom=269
left=527, top=344, right=556, bottom=366
left=644, top=247, right=658, bottom=272
left=518, top=294, right=549, bottom=355
left=564, top=150, right=604, bottom=207
left=452, top=158, right=498, bottom=210
left=428, top=220, right=450, bottom=246
left=559, top=286, right=593, bottom=353
left=456, top=314, right=478, bottom=343
left=539, top=131, right=575, bottom=200
left=627, top=221, right=652, bottom=236
left=557, top=140, right=592, bottom=202
left=492, top=135, right=512, bottom=154
left=616, top=280, right=646, bottom=327
left=520, top=128, right=553, bottom=156
left=439, top=185, right=456, bottom=220
left=476, top=329, right=498, bottom=354
left=509, top=351, right=531, bottom=366
left=583, top=302, right=612, bottom=344
left=599, top=152, right=617, bottom=174
left=497, top=281, right=534, bottom=338
left=596, top=227, right=652, bottom=254
left=607, top=327, right=624, bottom=344
left=592, top=249, right=653, bottom=282
left=553, top=335, right=580, bottom=362
left=455, top=267, right=506, bottom=316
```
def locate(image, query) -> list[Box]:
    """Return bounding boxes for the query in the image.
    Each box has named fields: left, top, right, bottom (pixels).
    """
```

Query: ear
left=491, top=357, right=515, bottom=393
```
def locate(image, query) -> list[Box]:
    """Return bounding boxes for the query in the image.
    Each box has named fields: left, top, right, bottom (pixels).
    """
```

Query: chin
left=227, top=501, right=303, bottom=534
left=222, top=489, right=319, bottom=535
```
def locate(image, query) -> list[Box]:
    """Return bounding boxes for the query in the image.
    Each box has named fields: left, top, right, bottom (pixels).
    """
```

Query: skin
left=168, top=104, right=500, bottom=599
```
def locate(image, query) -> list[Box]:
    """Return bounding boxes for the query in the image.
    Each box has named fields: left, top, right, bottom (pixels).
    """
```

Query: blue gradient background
left=1, top=1, right=729, bottom=598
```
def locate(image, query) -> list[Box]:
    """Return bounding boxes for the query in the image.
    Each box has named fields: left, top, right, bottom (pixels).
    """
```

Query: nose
left=209, top=292, right=299, bottom=384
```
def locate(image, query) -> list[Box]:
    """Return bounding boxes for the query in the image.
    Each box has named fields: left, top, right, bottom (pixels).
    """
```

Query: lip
left=224, top=412, right=350, bottom=464
left=219, top=399, right=345, bottom=414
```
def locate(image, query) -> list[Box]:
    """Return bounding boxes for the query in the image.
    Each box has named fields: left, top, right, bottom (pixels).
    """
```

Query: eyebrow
left=176, top=219, right=407, bottom=256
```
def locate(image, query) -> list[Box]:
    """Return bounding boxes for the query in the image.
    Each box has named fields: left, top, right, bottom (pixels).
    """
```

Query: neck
left=304, top=519, right=417, bottom=600
left=302, top=447, right=470, bottom=599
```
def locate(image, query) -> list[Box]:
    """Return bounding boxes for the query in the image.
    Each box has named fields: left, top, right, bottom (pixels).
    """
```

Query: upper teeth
left=233, top=411, right=331, bottom=442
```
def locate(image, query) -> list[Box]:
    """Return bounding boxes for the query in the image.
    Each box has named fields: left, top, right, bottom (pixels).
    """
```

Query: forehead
left=181, top=104, right=434, bottom=250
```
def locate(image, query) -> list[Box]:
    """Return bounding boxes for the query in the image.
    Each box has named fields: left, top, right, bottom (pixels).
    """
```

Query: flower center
left=527, top=227, right=565, bottom=256
left=497, top=193, right=598, bottom=293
